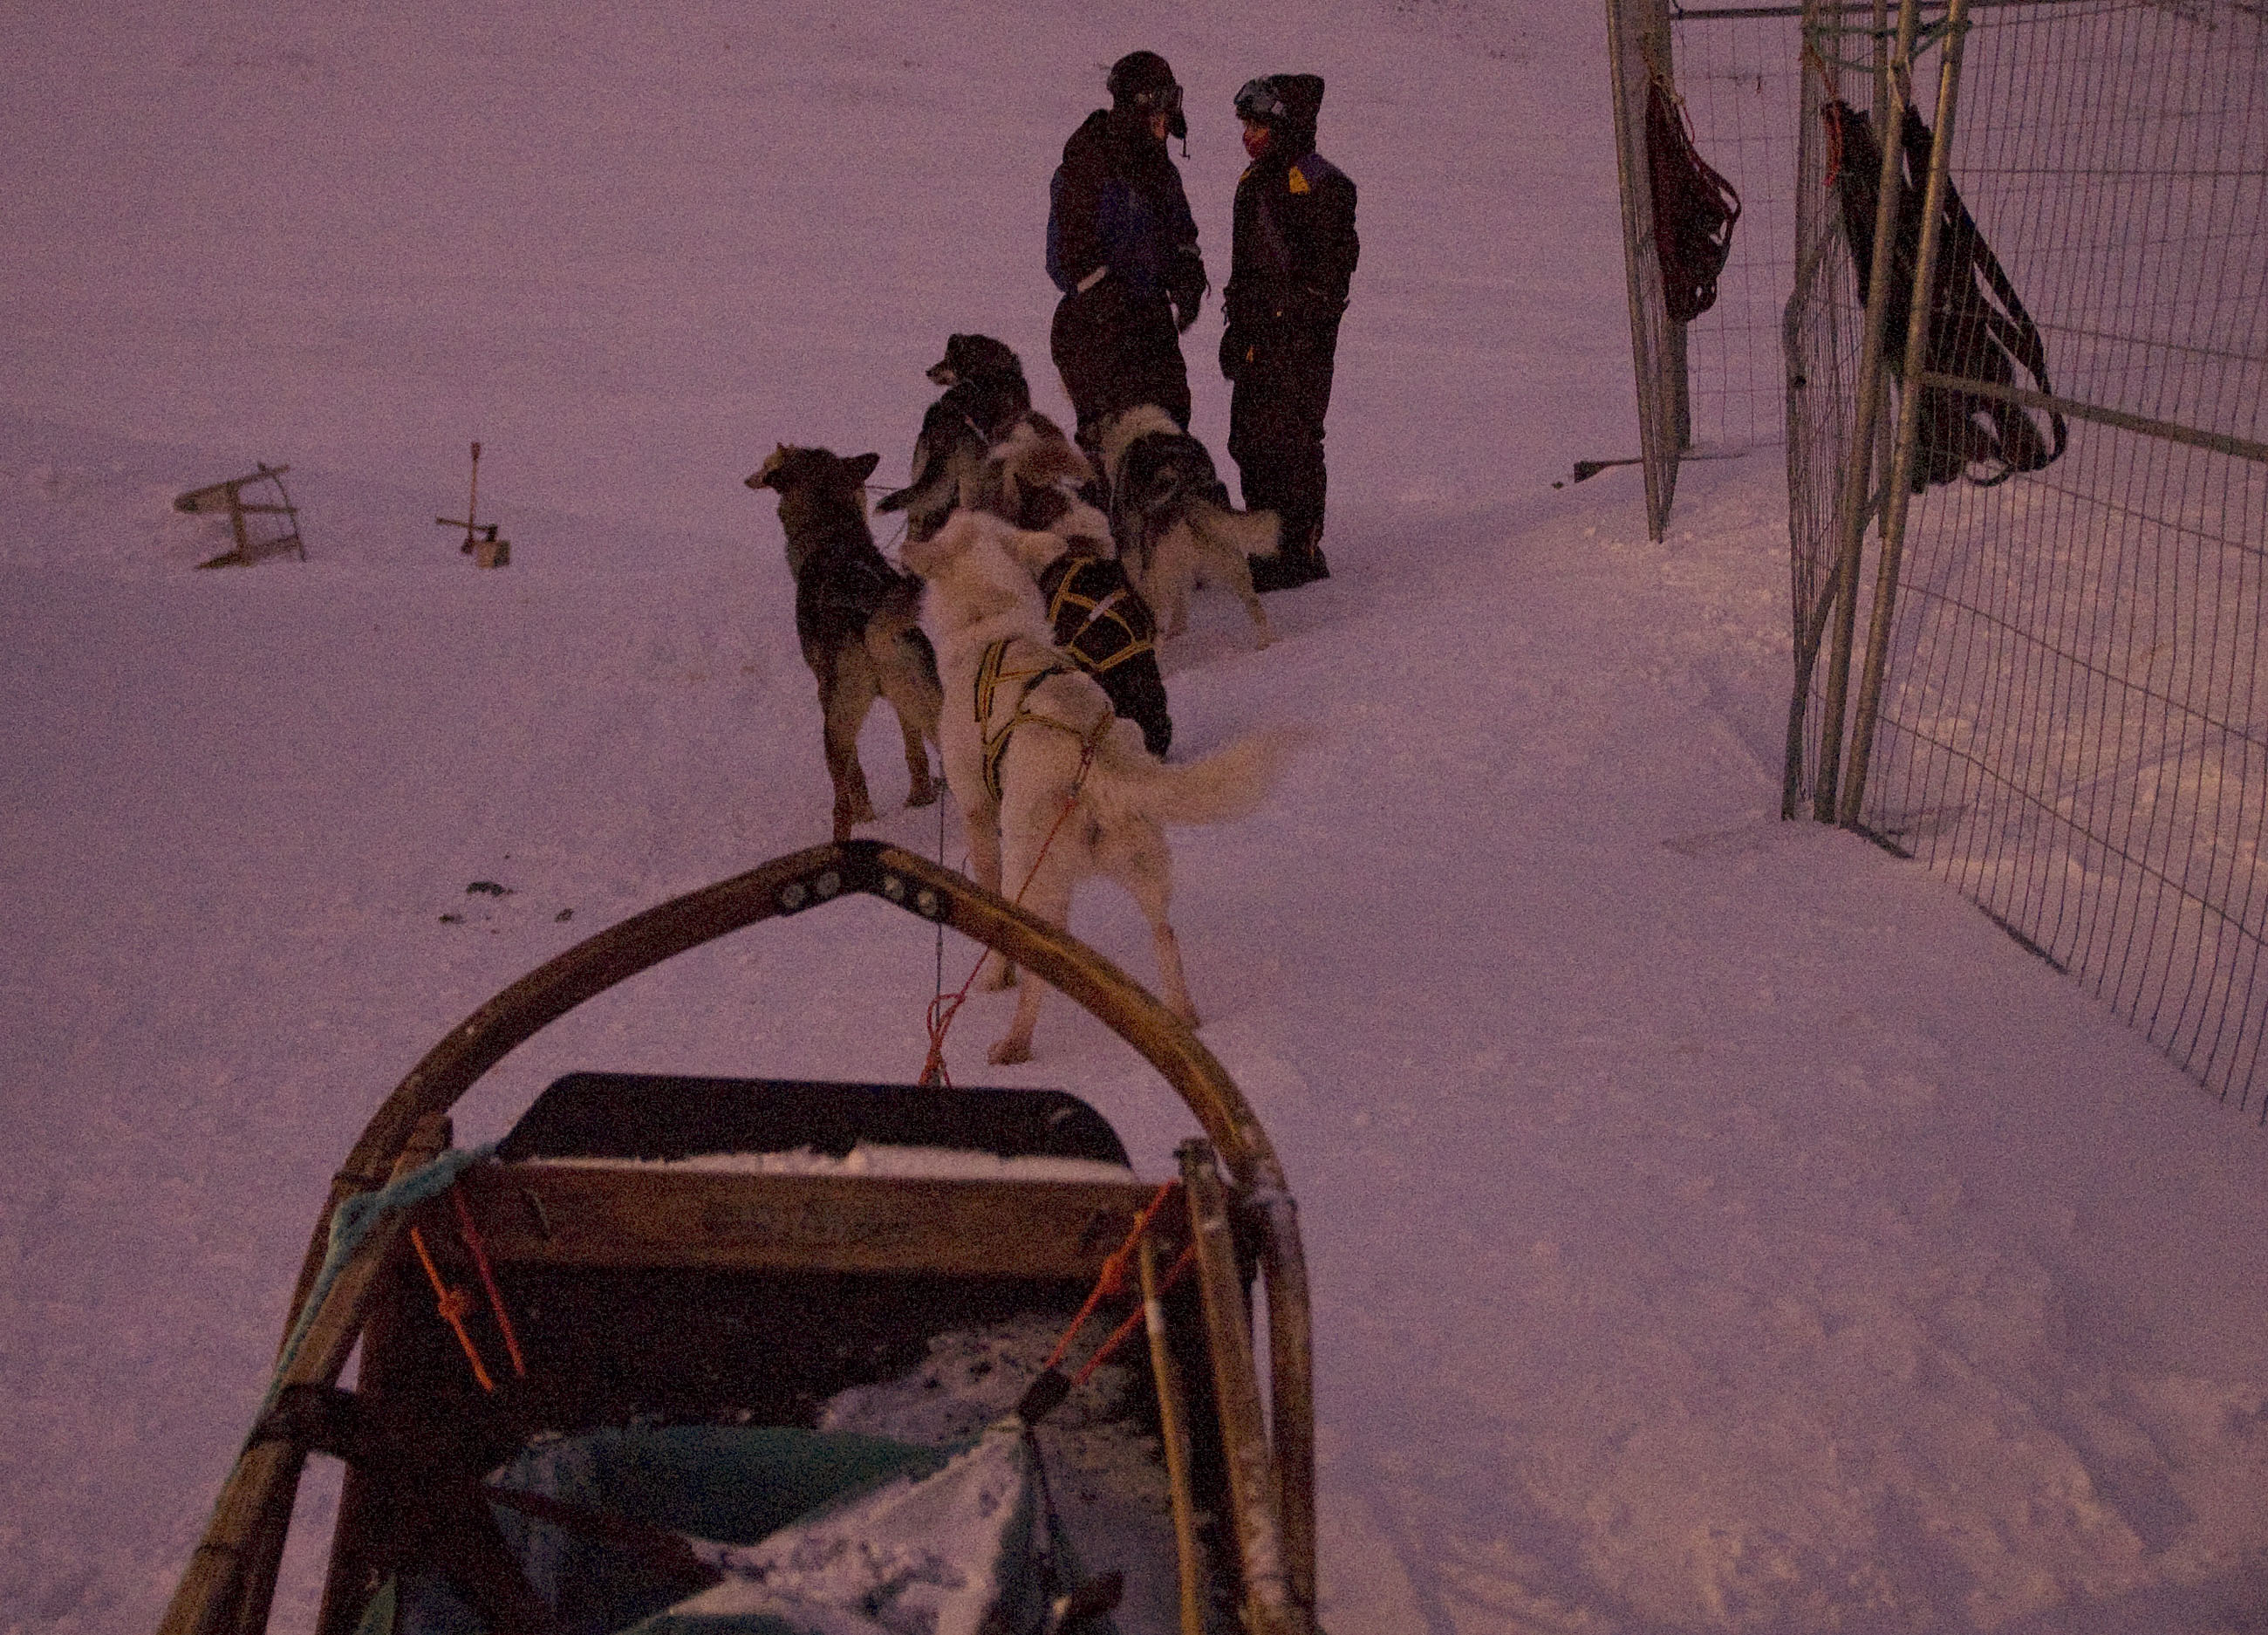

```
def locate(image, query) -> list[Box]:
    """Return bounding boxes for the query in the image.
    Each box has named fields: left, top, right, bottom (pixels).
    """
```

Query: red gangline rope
left=918, top=732, right=1101, bottom=1088
left=1043, top=1181, right=1178, bottom=1372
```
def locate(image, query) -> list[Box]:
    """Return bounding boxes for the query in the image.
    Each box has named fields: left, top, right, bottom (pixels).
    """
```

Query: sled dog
left=1095, top=404, right=1281, bottom=649
left=968, top=413, right=1174, bottom=758
left=747, top=445, right=941, bottom=841
left=902, top=510, right=1297, bottom=1064
left=874, top=333, right=1034, bottom=544
left=961, top=410, right=1111, bottom=543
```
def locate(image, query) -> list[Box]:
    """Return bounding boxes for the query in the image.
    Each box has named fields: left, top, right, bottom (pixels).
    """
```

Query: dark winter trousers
left=1051, top=281, right=1192, bottom=446
left=1227, top=322, right=1339, bottom=564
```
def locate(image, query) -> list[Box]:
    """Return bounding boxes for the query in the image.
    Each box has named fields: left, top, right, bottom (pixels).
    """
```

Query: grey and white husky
left=1095, top=404, right=1281, bottom=649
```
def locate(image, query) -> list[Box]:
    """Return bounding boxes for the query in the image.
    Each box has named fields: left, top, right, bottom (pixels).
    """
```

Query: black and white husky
left=1095, top=404, right=1281, bottom=649
left=901, top=509, right=1297, bottom=1064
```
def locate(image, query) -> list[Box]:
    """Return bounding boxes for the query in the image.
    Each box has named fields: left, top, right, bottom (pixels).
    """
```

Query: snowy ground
left=6, top=3, right=2268, bottom=1632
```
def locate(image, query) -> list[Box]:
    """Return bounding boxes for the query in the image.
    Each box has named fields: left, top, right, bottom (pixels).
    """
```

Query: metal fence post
left=1807, top=0, right=1919, bottom=821
left=1841, top=0, right=1976, bottom=827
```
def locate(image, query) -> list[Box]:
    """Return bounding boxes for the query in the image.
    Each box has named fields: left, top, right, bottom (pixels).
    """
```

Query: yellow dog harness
left=974, top=637, right=1112, bottom=804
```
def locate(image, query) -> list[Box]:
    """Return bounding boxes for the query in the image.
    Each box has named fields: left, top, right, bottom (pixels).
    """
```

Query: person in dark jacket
left=1047, top=51, right=1210, bottom=451
left=1220, top=73, right=1357, bottom=590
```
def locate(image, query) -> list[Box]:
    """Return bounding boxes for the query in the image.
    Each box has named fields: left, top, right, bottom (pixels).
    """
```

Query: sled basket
left=155, top=842, right=1317, bottom=1635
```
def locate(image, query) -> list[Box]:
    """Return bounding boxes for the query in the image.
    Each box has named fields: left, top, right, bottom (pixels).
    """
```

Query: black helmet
left=1233, top=73, right=1324, bottom=152
left=1233, top=77, right=1290, bottom=126
left=1108, top=50, right=1185, bottom=140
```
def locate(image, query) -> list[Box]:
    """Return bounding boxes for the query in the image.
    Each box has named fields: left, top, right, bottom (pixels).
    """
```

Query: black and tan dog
left=874, top=333, right=1034, bottom=544
left=747, top=445, right=941, bottom=841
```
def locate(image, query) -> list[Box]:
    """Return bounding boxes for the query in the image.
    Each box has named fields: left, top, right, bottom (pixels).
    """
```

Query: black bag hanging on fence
left=1824, top=98, right=2066, bottom=490
left=1647, top=74, right=1742, bottom=323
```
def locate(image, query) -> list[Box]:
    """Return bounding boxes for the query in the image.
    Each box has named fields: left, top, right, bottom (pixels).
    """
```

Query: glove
left=1219, top=324, right=1250, bottom=382
left=1166, top=250, right=1208, bottom=334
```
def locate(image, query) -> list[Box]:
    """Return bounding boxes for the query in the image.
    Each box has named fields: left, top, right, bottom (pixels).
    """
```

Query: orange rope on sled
left=408, top=1223, right=495, bottom=1392
left=452, top=1187, right=527, bottom=1379
left=1011, top=1184, right=1192, bottom=1427
left=1072, top=1241, right=1196, bottom=1387
left=407, top=1187, right=529, bottom=1392
left=1043, top=1181, right=1179, bottom=1372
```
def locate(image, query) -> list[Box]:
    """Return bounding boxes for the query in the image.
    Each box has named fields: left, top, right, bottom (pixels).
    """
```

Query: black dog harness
left=973, top=638, right=1110, bottom=804
left=1037, top=554, right=1158, bottom=677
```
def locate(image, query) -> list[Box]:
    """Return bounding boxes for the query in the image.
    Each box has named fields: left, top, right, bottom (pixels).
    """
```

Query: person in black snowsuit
left=1047, top=51, right=1210, bottom=451
left=1220, top=73, right=1358, bottom=591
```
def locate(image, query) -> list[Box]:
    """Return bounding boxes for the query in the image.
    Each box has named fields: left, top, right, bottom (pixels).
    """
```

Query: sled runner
left=156, top=841, right=1315, bottom=1635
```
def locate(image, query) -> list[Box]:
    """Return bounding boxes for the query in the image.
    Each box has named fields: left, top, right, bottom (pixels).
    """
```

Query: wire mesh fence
left=1604, top=0, right=1809, bottom=535
left=1606, top=0, right=1687, bottom=538
left=1783, top=0, right=2267, bottom=1110
left=1659, top=10, right=1808, bottom=454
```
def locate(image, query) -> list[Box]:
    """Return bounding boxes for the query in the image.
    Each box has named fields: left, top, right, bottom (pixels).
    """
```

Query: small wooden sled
left=176, top=464, right=306, bottom=568
left=155, top=841, right=1316, bottom=1635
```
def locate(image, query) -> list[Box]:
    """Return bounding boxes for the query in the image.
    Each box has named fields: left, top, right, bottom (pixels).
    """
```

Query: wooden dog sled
left=176, top=463, right=306, bottom=569
left=155, top=841, right=1315, bottom=1635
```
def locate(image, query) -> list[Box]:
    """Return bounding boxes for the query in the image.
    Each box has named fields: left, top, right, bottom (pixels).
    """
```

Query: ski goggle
left=1137, top=80, right=1184, bottom=120
left=1233, top=78, right=1287, bottom=125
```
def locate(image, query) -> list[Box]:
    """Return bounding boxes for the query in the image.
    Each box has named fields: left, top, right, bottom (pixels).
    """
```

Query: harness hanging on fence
left=1645, top=71, right=1742, bottom=323
left=1824, top=97, right=2067, bottom=491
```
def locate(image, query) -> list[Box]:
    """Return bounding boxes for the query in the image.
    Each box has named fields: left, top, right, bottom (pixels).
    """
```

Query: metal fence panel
left=1786, top=0, right=2268, bottom=1110
left=1606, top=0, right=1685, bottom=540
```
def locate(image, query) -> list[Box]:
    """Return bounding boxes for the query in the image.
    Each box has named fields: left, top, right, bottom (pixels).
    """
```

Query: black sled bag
left=1825, top=98, right=2066, bottom=490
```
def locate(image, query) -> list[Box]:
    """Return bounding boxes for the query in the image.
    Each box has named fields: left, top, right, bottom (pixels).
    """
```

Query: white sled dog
left=1095, top=404, right=1281, bottom=650
left=902, top=509, right=1299, bottom=1064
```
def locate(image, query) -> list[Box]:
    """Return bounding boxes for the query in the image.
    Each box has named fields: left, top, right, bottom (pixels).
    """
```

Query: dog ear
left=847, top=452, right=882, bottom=485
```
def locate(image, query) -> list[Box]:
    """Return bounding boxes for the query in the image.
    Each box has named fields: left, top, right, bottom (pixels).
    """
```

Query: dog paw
left=987, top=1036, right=1035, bottom=1066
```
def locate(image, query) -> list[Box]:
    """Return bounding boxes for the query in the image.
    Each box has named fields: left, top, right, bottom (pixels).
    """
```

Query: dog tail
left=1191, top=500, right=1281, bottom=560
left=904, top=624, right=939, bottom=690
left=993, top=415, right=1095, bottom=489
left=876, top=471, right=945, bottom=516
left=1094, top=723, right=1308, bottom=828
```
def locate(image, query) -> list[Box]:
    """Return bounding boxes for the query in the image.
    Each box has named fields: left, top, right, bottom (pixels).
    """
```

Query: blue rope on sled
left=253, top=1143, right=498, bottom=1433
